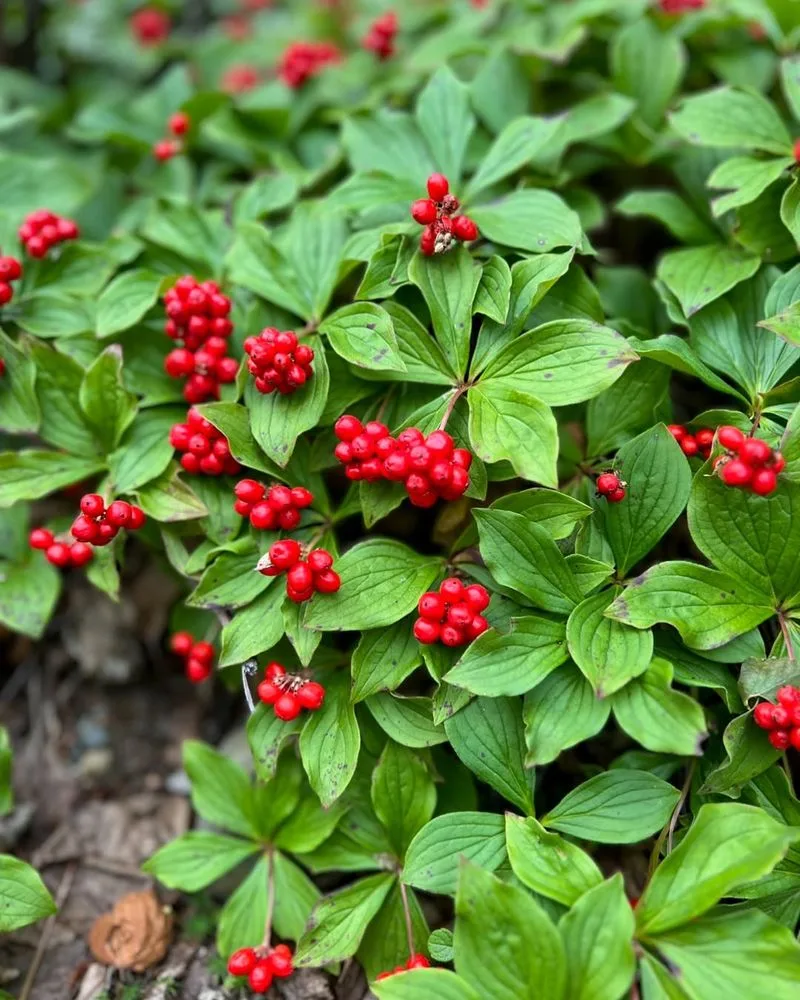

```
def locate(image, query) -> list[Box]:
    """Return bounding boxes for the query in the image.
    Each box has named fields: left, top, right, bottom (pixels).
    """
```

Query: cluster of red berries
left=333, top=417, right=471, bottom=508
left=411, top=174, right=479, bottom=256
left=413, top=578, right=490, bottom=646
left=170, top=408, right=241, bottom=476
left=596, top=472, right=627, bottom=504
left=70, top=495, right=146, bottom=549
left=29, top=529, right=93, bottom=569
left=668, top=424, right=714, bottom=460
left=0, top=255, right=22, bottom=307
left=714, top=426, right=783, bottom=496
left=659, top=0, right=705, bottom=12
left=277, top=41, right=341, bottom=88
left=18, top=210, right=79, bottom=259
left=221, top=63, right=261, bottom=93
left=256, top=662, right=325, bottom=721
left=163, top=276, right=238, bottom=403
left=753, top=686, right=800, bottom=751
left=257, top=540, right=340, bottom=603
left=363, top=11, right=398, bottom=60
left=243, top=328, right=314, bottom=395
left=227, top=944, right=294, bottom=994
left=170, top=632, right=216, bottom=684
left=153, top=111, right=190, bottom=162
left=233, top=480, right=313, bottom=530
left=376, top=955, right=431, bottom=981
left=130, top=6, right=170, bottom=45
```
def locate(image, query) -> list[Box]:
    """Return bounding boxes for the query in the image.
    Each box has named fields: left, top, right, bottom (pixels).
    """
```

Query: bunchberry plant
left=3, top=2, right=800, bottom=999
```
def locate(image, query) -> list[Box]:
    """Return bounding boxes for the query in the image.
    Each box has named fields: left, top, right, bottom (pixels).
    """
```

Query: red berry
left=71, top=515, right=100, bottom=543
left=667, top=424, right=685, bottom=440
left=790, top=727, right=800, bottom=751
left=772, top=452, right=786, bottom=474
left=296, top=682, right=325, bottom=710
left=278, top=508, right=301, bottom=530
left=80, top=493, right=106, bottom=518
left=721, top=459, right=753, bottom=487
left=425, top=430, right=454, bottom=459
left=170, top=631, right=194, bottom=657
left=250, top=502, right=277, bottom=530
left=257, top=680, right=281, bottom=704
left=427, top=173, right=449, bottom=202
left=718, top=425, right=745, bottom=451
left=290, top=486, right=313, bottom=508
left=452, top=448, right=472, bottom=469
left=695, top=428, right=714, bottom=450
left=153, top=139, right=180, bottom=162
left=680, top=436, right=699, bottom=457
left=465, top=614, right=489, bottom=640
left=128, top=506, right=146, bottom=530
left=287, top=584, right=314, bottom=603
left=106, top=500, right=132, bottom=527
left=267, top=485, right=293, bottom=511
left=441, top=624, right=465, bottom=647
left=773, top=705, right=792, bottom=728
left=596, top=473, right=620, bottom=495
left=777, top=686, right=800, bottom=708
left=447, top=603, right=472, bottom=627
left=314, top=569, right=341, bottom=594
left=418, top=592, right=446, bottom=620
left=413, top=618, right=440, bottom=643
left=274, top=692, right=301, bottom=721
left=248, top=961, right=274, bottom=993
left=334, top=415, right=363, bottom=441
left=29, top=528, right=54, bottom=550
left=0, top=257, right=21, bottom=281
left=420, top=225, right=437, bottom=256
left=228, top=947, right=257, bottom=977
left=265, top=662, right=286, bottom=683
left=69, top=542, right=94, bottom=567
left=169, top=111, right=190, bottom=136
left=769, top=729, right=791, bottom=750
left=95, top=522, right=119, bottom=545
left=26, top=235, right=48, bottom=258
left=191, top=641, right=214, bottom=666
left=0, top=282, right=12, bottom=306
left=288, top=561, right=314, bottom=592
left=464, top=584, right=490, bottom=612
left=186, top=659, right=211, bottom=683
left=236, top=479, right=265, bottom=504
left=269, top=539, right=302, bottom=570
left=406, top=955, right=430, bottom=969
left=440, top=577, right=464, bottom=602
left=46, top=542, right=72, bottom=568
left=738, top=438, right=773, bottom=466
left=607, top=487, right=626, bottom=503
left=307, top=549, right=333, bottom=573
left=750, top=468, right=778, bottom=496
left=753, top=702, right=777, bottom=729
left=451, top=215, right=479, bottom=241
left=411, top=199, right=438, bottom=225
left=384, top=452, right=410, bottom=480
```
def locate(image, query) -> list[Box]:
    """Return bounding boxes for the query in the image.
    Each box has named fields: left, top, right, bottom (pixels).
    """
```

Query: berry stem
left=261, top=846, right=276, bottom=949
left=398, top=879, right=415, bottom=959
left=242, top=659, right=258, bottom=714
left=646, top=758, right=696, bottom=881
left=438, top=384, right=467, bottom=432
left=779, top=613, right=796, bottom=662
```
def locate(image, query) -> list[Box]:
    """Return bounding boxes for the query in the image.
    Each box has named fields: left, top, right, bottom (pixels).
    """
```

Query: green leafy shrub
left=3, top=0, right=800, bottom=996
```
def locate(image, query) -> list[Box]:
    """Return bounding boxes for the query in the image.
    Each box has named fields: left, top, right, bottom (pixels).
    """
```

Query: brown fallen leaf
left=88, top=889, right=172, bottom=972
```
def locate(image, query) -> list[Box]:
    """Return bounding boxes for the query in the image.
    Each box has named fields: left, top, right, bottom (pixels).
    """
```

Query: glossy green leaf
left=505, top=815, right=603, bottom=907
left=403, top=813, right=507, bottom=895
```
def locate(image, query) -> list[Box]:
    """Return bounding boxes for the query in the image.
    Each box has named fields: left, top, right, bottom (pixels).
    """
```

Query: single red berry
left=186, top=659, right=211, bottom=683
left=790, top=727, right=800, bottom=751
left=0, top=257, right=22, bottom=281
left=286, top=584, right=314, bottom=603
left=288, top=561, right=314, bottom=592
left=227, top=947, right=257, bottom=977
left=680, top=436, right=699, bottom=457
left=278, top=508, right=301, bottom=530
left=441, top=624, right=465, bottom=647
left=420, top=225, right=437, bottom=256
left=29, top=528, right=54, bottom=550
left=440, top=577, right=464, bottom=602
left=257, top=680, right=281, bottom=704
left=465, top=614, right=489, bottom=640
left=0, top=282, right=12, bottom=306
left=190, top=641, right=214, bottom=666
left=267, top=485, right=293, bottom=511
left=769, top=729, right=791, bottom=750
left=452, top=448, right=472, bottom=469
left=738, top=437, right=773, bottom=466
left=750, top=468, right=778, bottom=496
left=106, top=500, right=132, bottom=527
left=464, top=584, right=490, bottom=612
left=71, top=515, right=100, bottom=543
left=607, top=487, right=627, bottom=503
left=314, top=569, right=341, bottom=594
left=413, top=618, right=440, bottom=643
left=236, top=479, right=265, bottom=505
left=777, top=686, right=800, bottom=708
left=721, top=459, right=753, bottom=487
left=169, top=111, right=190, bottom=136
left=451, top=215, right=479, bottom=241
left=296, top=682, right=325, bottom=710
left=427, top=173, right=449, bottom=202
left=773, top=705, right=792, bottom=728
left=307, top=549, right=334, bottom=573
left=153, top=139, right=180, bottom=162
left=46, top=542, right=72, bottom=568
left=26, top=235, right=48, bottom=258
left=425, top=430, right=454, bottom=459
left=69, top=542, right=94, bottom=567
left=250, top=502, right=277, bottom=530
left=411, top=199, right=438, bottom=225
left=170, top=631, right=194, bottom=657
left=718, top=425, right=745, bottom=451
left=667, top=424, right=685, bottom=440
left=269, top=539, right=302, bottom=570
left=334, top=415, right=363, bottom=441
left=80, top=493, right=106, bottom=518
left=596, top=473, right=620, bottom=495
left=95, top=521, right=119, bottom=545
left=265, top=662, right=286, bottom=683
left=128, top=506, right=146, bottom=530
left=418, top=592, right=446, bottom=620
left=406, top=954, right=430, bottom=969
left=753, top=702, right=777, bottom=729
left=234, top=499, right=253, bottom=516
left=290, top=486, right=313, bottom=508
left=447, top=603, right=473, bottom=628
left=384, top=452, right=410, bottom=480
left=695, top=428, right=714, bottom=450
left=248, top=960, right=274, bottom=993
left=274, top=692, right=301, bottom=721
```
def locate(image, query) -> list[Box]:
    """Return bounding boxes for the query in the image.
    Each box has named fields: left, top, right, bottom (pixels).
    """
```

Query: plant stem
left=399, top=880, right=415, bottom=959
left=667, top=758, right=696, bottom=855
left=779, top=613, right=796, bottom=662
left=438, top=385, right=466, bottom=431
left=261, top=847, right=275, bottom=949
left=242, top=659, right=258, bottom=714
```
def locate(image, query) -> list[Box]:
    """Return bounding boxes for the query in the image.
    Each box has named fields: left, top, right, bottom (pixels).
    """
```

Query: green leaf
left=351, top=620, right=422, bottom=703
left=636, top=803, right=800, bottom=935
left=235, top=172, right=299, bottom=223
left=505, top=815, right=603, bottom=907
left=523, top=663, right=610, bottom=766
left=381, top=301, right=455, bottom=384
left=216, top=854, right=268, bottom=958
left=688, top=469, right=800, bottom=605
left=465, top=116, right=561, bottom=200
left=657, top=245, right=760, bottom=318
left=0, top=855, right=56, bottom=932
left=225, top=222, right=308, bottom=319
left=415, top=67, right=475, bottom=184
left=272, top=852, right=321, bottom=942
left=246, top=336, right=329, bottom=466
left=143, top=832, right=259, bottom=892
left=468, top=384, right=558, bottom=487
left=295, top=873, right=395, bottom=967
left=607, top=561, right=774, bottom=650
left=474, top=509, right=582, bottom=613
left=567, top=589, right=653, bottom=697
left=342, top=110, right=435, bottom=185
left=611, top=658, right=707, bottom=756
left=183, top=740, right=257, bottom=839
left=0, top=451, right=104, bottom=508
left=195, top=401, right=282, bottom=476
left=611, top=17, right=686, bottom=127
left=300, top=675, right=360, bottom=807
left=586, top=359, right=672, bottom=458
left=559, top=875, right=636, bottom=1000
left=699, top=712, right=780, bottom=798
left=96, top=269, right=162, bottom=338
left=542, top=770, right=679, bottom=845
left=29, top=342, right=100, bottom=455
left=651, top=910, right=800, bottom=1000
left=219, top=585, right=284, bottom=668
left=446, top=615, right=568, bottom=697
left=0, top=329, right=39, bottom=434
left=372, top=742, right=436, bottom=857
left=247, top=705, right=302, bottom=782
left=626, top=334, right=744, bottom=402
left=708, top=156, right=793, bottom=217
left=470, top=190, right=583, bottom=254
left=360, top=882, right=428, bottom=982
left=373, top=969, right=480, bottom=1000
left=282, top=204, right=347, bottom=320
left=78, top=346, right=137, bottom=452
left=319, top=302, right=405, bottom=373
left=108, top=407, right=181, bottom=493
left=403, top=813, right=506, bottom=896
left=366, top=694, right=447, bottom=748
left=0, top=556, right=61, bottom=640
left=408, top=246, right=481, bottom=377
left=15, top=292, right=94, bottom=339
left=473, top=256, right=511, bottom=324
left=444, top=697, right=533, bottom=814
left=480, top=319, right=637, bottom=406
left=304, top=539, right=440, bottom=632
left=273, top=794, right=347, bottom=855
left=616, top=190, right=715, bottom=245
left=454, top=864, right=566, bottom=1000
left=135, top=467, right=208, bottom=524
left=669, top=86, right=793, bottom=155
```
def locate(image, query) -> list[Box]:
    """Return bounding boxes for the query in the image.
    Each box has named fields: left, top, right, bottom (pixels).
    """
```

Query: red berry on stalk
left=680, top=436, right=699, bottom=457
left=71, top=515, right=99, bottom=542
left=419, top=592, right=446, bottom=620
left=773, top=705, right=792, bottom=728
left=753, top=702, right=776, bottom=729
left=227, top=948, right=257, bottom=977
left=451, top=215, right=479, bottom=241
left=154, top=139, right=180, bottom=162
left=751, top=468, right=778, bottom=496
left=29, top=528, right=54, bottom=550
left=607, top=487, right=626, bottom=503
left=738, top=437, right=772, bottom=466
left=596, top=473, right=620, bottom=495
left=169, top=112, right=190, bottom=136
left=464, top=584, right=490, bottom=612
left=106, top=500, right=132, bottom=527
left=274, top=692, right=301, bottom=721
left=307, top=549, right=333, bottom=573
left=235, top=479, right=265, bottom=505
left=427, top=173, right=449, bottom=202
left=257, top=680, right=281, bottom=704
left=80, top=493, right=106, bottom=518
left=440, top=577, right=464, bottom=602
left=250, top=502, right=277, bottom=530
left=269, top=539, right=302, bottom=570
left=411, top=199, right=438, bottom=225
left=769, top=729, right=791, bottom=750
left=69, top=542, right=94, bottom=567
left=721, top=459, right=753, bottom=487
left=314, top=568, right=341, bottom=594
left=46, top=542, right=72, bottom=568
left=335, top=415, right=363, bottom=441
left=248, top=960, right=274, bottom=993
left=186, top=659, right=211, bottom=683
left=288, top=561, right=314, bottom=592
left=413, top=618, right=440, bottom=643
left=297, top=682, right=325, bottom=710
left=717, top=425, right=745, bottom=451
left=170, top=632, right=194, bottom=657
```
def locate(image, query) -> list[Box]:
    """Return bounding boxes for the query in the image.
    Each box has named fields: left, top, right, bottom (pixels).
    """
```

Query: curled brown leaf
left=88, top=889, right=172, bottom=972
